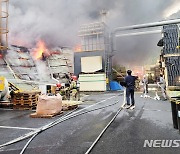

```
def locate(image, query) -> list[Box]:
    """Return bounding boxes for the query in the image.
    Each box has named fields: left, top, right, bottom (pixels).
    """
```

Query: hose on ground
left=85, top=107, right=123, bottom=154
left=19, top=100, right=120, bottom=154
left=19, top=108, right=79, bottom=154
left=0, top=95, right=120, bottom=152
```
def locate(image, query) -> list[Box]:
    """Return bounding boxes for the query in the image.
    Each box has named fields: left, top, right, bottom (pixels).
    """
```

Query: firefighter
left=70, top=75, right=79, bottom=101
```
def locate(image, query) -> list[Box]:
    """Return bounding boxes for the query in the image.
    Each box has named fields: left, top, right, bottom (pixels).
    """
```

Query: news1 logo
left=144, top=140, right=180, bottom=148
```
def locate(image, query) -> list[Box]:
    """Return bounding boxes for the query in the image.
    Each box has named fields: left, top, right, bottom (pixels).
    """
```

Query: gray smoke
left=9, top=0, right=180, bottom=66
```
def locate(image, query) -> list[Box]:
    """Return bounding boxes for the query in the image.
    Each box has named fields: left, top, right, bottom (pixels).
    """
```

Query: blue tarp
left=110, top=81, right=124, bottom=91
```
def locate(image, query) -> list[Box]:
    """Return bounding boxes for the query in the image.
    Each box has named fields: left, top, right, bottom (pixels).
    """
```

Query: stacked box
left=163, top=24, right=179, bottom=55
left=163, top=25, right=180, bottom=86
left=165, top=57, right=180, bottom=86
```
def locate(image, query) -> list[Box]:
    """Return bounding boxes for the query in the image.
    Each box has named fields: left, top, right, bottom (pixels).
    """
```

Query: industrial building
left=74, top=22, right=112, bottom=91
left=0, top=45, right=73, bottom=91
left=1, top=1, right=180, bottom=154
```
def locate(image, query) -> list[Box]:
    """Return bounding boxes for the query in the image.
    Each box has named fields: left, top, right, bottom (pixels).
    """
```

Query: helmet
left=71, top=75, right=77, bottom=81
left=56, top=83, right=61, bottom=88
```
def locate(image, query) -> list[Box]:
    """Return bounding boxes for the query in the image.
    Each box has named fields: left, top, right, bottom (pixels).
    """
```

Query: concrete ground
left=0, top=90, right=180, bottom=154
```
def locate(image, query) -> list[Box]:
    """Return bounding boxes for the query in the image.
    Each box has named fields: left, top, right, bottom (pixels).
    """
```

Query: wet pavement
left=0, top=91, right=180, bottom=154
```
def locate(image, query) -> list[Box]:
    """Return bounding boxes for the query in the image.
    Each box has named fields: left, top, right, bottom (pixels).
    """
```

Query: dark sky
left=9, top=0, right=180, bottom=66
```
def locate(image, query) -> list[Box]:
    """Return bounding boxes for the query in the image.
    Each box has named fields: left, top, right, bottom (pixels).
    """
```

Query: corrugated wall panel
left=79, top=74, right=106, bottom=91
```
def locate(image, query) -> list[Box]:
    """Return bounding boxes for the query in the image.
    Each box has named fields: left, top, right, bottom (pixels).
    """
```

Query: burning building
left=0, top=41, right=74, bottom=93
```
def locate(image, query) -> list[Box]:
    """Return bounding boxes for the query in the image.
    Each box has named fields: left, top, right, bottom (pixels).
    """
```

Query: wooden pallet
left=0, top=101, right=13, bottom=108
left=62, top=104, right=78, bottom=111
left=13, top=100, right=37, bottom=106
left=12, top=92, right=39, bottom=109
left=13, top=105, right=36, bottom=110
left=13, top=96, right=38, bottom=101
left=14, top=96, right=38, bottom=101
left=30, top=111, right=63, bottom=118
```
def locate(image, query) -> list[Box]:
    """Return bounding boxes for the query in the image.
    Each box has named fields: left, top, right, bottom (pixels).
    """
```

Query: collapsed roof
left=0, top=45, right=74, bottom=91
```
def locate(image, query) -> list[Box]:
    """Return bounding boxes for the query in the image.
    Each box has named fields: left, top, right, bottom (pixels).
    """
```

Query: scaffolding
left=78, top=22, right=112, bottom=85
left=78, top=22, right=110, bottom=52
left=0, top=0, right=8, bottom=51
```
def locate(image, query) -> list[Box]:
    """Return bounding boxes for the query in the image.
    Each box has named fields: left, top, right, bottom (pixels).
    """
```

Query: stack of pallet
left=12, top=92, right=40, bottom=110
left=165, top=56, right=180, bottom=86
left=163, top=24, right=180, bottom=86
left=163, top=24, right=179, bottom=55
left=0, top=101, right=13, bottom=108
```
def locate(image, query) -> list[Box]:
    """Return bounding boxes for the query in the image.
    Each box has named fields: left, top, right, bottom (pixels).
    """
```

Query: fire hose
left=0, top=94, right=122, bottom=153
left=85, top=106, right=123, bottom=154
left=20, top=100, right=120, bottom=154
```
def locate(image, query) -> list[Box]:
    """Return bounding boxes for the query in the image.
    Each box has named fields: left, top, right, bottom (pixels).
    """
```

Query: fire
left=74, top=44, right=82, bottom=52
left=33, top=40, right=47, bottom=59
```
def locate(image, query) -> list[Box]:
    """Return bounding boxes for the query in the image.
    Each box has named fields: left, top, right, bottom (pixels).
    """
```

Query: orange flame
left=33, top=40, right=47, bottom=59
left=74, top=44, right=82, bottom=52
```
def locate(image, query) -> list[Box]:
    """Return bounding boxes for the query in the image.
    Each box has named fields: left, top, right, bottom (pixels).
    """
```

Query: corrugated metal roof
left=0, top=45, right=74, bottom=89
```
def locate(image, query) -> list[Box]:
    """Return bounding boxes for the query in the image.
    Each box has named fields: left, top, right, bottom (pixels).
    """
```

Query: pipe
left=111, top=19, right=179, bottom=54
left=114, top=18, right=180, bottom=32
left=115, top=29, right=162, bottom=37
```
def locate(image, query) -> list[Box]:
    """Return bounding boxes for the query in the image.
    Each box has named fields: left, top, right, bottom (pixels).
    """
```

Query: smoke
left=35, top=60, right=50, bottom=81
left=9, top=0, right=90, bottom=48
left=163, top=0, right=180, bottom=18
left=8, top=0, right=180, bottom=66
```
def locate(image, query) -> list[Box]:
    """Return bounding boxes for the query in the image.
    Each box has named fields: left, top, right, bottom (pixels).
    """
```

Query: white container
left=81, top=56, right=102, bottom=73
left=79, top=73, right=106, bottom=91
